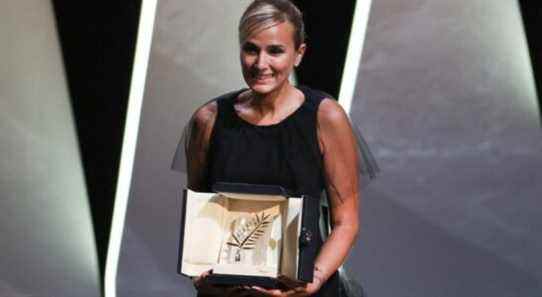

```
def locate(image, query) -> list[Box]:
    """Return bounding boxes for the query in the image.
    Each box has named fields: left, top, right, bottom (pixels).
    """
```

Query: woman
left=180, top=0, right=377, bottom=296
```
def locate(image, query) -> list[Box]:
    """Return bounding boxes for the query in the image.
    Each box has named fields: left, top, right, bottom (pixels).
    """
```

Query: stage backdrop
left=0, top=1, right=100, bottom=297
left=115, top=1, right=251, bottom=296
left=116, top=1, right=542, bottom=297
left=351, top=0, right=542, bottom=296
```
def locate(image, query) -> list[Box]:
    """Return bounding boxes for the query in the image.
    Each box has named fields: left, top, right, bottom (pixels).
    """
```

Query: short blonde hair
left=239, top=0, right=306, bottom=49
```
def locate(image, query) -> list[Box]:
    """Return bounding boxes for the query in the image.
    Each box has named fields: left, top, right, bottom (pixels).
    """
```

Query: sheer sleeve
left=316, top=97, right=379, bottom=196
left=170, top=99, right=218, bottom=191
left=352, top=120, right=380, bottom=184
left=170, top=119, right=190, bottom=173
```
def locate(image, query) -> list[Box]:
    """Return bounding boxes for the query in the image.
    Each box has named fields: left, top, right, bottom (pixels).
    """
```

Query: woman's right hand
left=192, top=269, right=212, bottom=290
left=193, top=270, right=261, bottom=296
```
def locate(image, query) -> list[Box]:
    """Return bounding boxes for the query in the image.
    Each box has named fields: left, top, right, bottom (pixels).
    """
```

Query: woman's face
left=240, top=21, right=305, bottom=95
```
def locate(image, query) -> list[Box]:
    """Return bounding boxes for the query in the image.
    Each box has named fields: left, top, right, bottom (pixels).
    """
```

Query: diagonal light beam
left=338, top=0, right=373, bottom=113
left=104, top=1, right=158, bottom=296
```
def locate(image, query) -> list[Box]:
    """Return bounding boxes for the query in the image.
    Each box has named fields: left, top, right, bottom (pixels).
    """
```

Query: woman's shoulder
left=295, top=85, right=350, bottom=130
left=297, top=85, right=346, bottom=121
left=317, top=97, right=349, bottom=128
left=191, top=100, right=218, bottom=128
left=191, top=88, right=246, bottom=125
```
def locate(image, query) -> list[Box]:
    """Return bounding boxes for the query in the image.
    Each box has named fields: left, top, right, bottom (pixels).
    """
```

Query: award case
left=177, top=182, right=319, bottom=288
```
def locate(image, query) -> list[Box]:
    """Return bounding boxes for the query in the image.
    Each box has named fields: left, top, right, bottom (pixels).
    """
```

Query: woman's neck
left=250, top=82, right=295, bottom=115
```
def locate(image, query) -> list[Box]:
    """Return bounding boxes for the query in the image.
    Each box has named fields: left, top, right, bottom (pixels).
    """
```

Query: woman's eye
left=242, top=44, right=258, bottom=54
left=268, top=47, right=285, bottom=55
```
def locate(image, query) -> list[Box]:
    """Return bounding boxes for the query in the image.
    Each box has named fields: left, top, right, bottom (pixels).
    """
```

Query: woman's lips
left=253, top=74, right=273, bottom=82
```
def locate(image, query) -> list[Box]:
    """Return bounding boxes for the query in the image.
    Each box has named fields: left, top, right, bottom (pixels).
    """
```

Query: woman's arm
left=186, top=101, right=217, bottom=191
left=313, top=98, right=360, bottom=287
left=185, top=101, right=223, bottom=291
left=252, top=98, right=360, bottom=297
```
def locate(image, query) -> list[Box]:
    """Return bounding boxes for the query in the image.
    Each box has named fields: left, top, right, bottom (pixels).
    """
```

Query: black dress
left=172, top=85, right=378, bottom=296
left=201, top=85, right=338, bottom=297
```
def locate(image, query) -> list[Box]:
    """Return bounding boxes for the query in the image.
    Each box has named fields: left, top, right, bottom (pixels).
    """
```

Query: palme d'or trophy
left=223, top=211, right=277, bottom=266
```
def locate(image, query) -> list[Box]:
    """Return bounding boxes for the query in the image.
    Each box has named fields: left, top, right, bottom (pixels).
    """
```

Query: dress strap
left=213, top=89, right=245, bottom=127
left=297, top=85, right=333, bottom=109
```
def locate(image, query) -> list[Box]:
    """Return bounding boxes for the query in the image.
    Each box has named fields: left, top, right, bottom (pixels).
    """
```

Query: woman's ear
left=295, top=43, right=307, bottom=67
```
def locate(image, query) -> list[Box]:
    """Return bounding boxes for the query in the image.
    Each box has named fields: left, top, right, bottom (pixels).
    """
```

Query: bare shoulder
left=192, top=100, right=218, bottom=128
left=317, top=97, right=350, bottom=128
left=232, top=89, right=252, bottom=112
left=316, top=97, right=354, bottom=154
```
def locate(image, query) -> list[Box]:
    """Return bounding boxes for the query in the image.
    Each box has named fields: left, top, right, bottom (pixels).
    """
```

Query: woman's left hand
left=249, top=279, right=322, bottom=297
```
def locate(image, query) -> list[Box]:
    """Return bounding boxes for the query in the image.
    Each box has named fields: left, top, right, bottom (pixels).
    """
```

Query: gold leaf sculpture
left=226, top=212, right=273, bottom=262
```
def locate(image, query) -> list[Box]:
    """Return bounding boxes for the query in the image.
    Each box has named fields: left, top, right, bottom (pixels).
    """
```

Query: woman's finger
left=201, top=269, right=212, bottom=278
left=282, top=288, right=306, bottom=297
left=192, top=269, right=212, bottom=288
left=250, top=285, right=284, bottom=296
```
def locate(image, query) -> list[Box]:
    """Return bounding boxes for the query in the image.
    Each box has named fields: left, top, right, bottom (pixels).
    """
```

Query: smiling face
left=240, top=21, right=305, bottom=95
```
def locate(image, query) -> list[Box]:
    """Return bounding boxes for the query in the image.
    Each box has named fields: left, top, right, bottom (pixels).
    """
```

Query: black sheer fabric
left=171, top=86, right=379, bottom=184
left=172, top=85, right=378, bottom=297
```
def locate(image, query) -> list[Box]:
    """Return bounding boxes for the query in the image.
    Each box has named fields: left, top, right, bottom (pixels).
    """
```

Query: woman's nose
left=254, top=52, right=268, bottom=69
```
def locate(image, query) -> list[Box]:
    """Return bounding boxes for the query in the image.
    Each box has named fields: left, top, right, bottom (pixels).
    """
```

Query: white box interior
left=181, top=189, right=303, bottom=279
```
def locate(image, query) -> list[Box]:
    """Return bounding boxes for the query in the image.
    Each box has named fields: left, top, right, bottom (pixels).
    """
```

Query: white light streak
left=104, top=1, right=158, bottom=297
left=338, top=0, right=373, bottom=113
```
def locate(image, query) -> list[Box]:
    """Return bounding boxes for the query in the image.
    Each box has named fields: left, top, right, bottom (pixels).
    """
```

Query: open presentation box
left=177, top=183, right=319, bottom=288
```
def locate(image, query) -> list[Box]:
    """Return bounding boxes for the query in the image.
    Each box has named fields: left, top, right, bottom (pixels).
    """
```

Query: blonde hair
left=239, top=0, right=306, bottom=49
